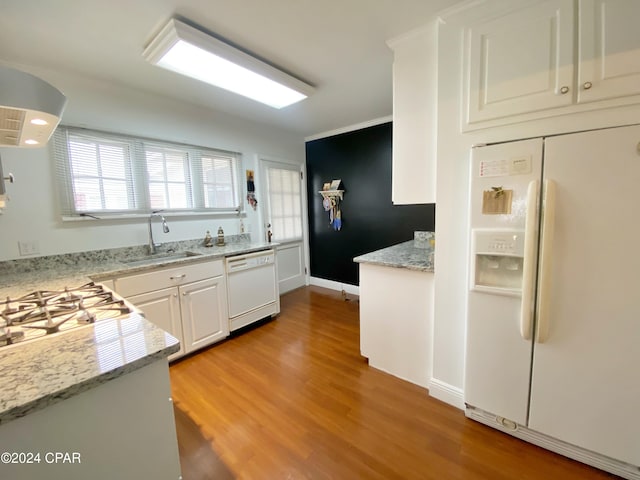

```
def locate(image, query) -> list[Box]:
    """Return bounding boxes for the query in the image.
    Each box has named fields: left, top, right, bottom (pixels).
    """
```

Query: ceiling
left=0, top=0, right=461, bottom=137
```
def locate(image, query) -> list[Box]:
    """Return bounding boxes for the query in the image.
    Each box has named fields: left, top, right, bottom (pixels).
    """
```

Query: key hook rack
left=319, top=180, right=344, bottom=231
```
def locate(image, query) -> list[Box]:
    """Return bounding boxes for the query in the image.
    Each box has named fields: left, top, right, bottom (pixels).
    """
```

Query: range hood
left=0, top=66, right=67, bottom=148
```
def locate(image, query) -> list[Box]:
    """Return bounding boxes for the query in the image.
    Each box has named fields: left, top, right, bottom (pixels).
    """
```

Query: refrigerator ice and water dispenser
left=471, top=229, right=525, bottom=295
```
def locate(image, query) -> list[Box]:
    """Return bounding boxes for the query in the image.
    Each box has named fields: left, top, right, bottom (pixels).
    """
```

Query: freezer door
left=464, top=138, right=542, bottom=425
left=528, top=125, right=640, bottom=466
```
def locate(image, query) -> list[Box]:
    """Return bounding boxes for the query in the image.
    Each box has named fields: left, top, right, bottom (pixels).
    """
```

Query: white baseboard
left=309, top=276, right=359, bottom=296
left=428, top=378, right=465, bottom=410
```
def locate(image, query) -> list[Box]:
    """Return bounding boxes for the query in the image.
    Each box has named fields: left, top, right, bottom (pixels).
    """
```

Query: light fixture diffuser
left=0, top=66, right=67, bottom=147
left=143, top=19, right=314, bottom=109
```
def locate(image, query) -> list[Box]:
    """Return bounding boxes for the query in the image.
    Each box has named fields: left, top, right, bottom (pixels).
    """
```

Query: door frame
left=258, top=155, right=310, bottom=292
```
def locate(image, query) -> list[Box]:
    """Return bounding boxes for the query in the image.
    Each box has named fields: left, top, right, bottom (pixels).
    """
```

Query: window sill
left=62, top=210, right=245, bottom=222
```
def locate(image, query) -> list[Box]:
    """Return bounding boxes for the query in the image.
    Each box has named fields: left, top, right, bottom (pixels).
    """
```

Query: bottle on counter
left=203, top=230, right=213, bottom=247
left=216, top=226, right=225, bottom=246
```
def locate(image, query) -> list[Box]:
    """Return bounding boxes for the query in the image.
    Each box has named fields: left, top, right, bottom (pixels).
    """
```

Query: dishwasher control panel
left=226, top=250, right=274, bottom=272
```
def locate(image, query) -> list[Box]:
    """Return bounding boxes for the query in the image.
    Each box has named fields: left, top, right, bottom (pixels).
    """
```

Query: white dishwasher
left=226, top=249, right=280, bottom=331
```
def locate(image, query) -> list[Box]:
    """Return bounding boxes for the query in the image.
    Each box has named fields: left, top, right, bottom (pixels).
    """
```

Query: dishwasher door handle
left=228, top=261, right=248, bottom=271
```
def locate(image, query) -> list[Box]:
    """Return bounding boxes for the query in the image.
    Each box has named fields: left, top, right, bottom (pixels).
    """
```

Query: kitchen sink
left=122, top=251, right=202, bottom=267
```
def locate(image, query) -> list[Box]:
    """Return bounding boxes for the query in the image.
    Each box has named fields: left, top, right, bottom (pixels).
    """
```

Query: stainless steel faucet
left=148, top=210, right=169, bottom=254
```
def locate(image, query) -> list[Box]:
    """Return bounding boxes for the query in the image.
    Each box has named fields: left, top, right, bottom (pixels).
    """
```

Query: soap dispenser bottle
left=216, top=226, right=225, bottom=246
left=203, top=230, right=213, bottom=247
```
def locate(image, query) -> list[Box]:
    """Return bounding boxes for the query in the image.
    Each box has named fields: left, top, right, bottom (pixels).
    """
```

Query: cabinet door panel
left=578, top=0, right=640, bottom=103
left=179, top=276, right=228, bottom=353
left=389, top=22, right=437, bottom=204
left=128, top=288, right=184, bottom=360
left=466, top=0, right=574, bottom=123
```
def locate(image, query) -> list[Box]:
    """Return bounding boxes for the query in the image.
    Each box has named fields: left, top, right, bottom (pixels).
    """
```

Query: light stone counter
left=0, top=235, right=276, bottom=298
left=0, top=313, right=179, bottom=425
left=0, top=235, right=274, bottom=425
left=353, top=239, right=434, bottom=272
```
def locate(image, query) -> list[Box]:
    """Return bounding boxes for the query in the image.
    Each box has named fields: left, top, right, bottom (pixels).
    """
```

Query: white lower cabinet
left=114, top=259, right=228, bottom=360
left=359, top=263, right=434, bottom=388
left=178, top=276, right=228, bottom=353
left=0, top=360, right=182, bottom=480
left=127, top=287, right=184, bottom=361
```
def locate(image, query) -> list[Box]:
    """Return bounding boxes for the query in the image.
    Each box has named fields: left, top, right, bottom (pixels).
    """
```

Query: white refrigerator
left=464, top=124, right=640, bottom=479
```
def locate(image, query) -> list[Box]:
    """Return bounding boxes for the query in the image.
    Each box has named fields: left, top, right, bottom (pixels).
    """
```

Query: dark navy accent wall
left=305, top=122, right=435, bottom=286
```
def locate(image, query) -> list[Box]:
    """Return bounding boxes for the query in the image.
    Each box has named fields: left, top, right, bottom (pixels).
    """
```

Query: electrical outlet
left=18, top=240, right=40, bottom=256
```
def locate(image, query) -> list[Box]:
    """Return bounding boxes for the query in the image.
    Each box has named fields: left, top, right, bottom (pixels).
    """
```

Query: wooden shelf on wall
left=318, top=190, right=344, bottom=201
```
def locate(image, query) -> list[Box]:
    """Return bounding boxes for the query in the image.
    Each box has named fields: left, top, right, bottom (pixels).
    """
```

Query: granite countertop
left=0, top=236, right=276, bottom=298
left=0, top=236, right=275, bottom=425
left=0, top=313, right=179, bottom=425
left=353, top=240, right=434, bottom=272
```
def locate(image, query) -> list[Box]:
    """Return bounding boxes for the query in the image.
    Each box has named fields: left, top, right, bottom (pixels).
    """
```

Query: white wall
left=431, top=0, right=640, bottom=407
left=0, top=62, right=304, bottom=261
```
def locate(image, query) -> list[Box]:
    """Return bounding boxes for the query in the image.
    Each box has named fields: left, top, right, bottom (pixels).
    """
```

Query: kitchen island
left=0, top=314, right=181, bottom=480
left=354, top=238, right=434, bottom=388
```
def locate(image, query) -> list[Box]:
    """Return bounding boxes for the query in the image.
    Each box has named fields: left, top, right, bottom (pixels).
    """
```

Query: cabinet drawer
left=115, top=260, right=223, bottom=297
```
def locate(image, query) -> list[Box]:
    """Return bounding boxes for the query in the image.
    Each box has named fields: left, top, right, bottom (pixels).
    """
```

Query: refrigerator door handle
left=536, top=179, right=557, bottom=343
left=520, top=180, right=539, bottom=340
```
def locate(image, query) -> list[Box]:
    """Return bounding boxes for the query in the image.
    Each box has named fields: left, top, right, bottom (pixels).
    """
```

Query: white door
left=465, top=0, right=574, bottom=124
left=578, top=0, right=640, bottom=103
left=464, top=138, right=543, bottom=425
left=179, top=276, right=229, bottom=353
left=260, top=159, right=307, bottom=293
left=528, top=125, right=640, bottom=466
left=127, top=287, right=184, bottom=361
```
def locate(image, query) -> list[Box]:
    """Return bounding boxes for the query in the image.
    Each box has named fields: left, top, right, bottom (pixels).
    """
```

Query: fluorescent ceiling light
left=143, top=19, right=314, bottom=109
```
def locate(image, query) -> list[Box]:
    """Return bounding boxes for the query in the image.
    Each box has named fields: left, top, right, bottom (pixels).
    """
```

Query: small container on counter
left=203, top=230, right=213, bottom=247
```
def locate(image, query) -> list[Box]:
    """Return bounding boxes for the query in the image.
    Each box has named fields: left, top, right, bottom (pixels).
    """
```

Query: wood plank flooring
left=169, top=286, right=618, bottom=480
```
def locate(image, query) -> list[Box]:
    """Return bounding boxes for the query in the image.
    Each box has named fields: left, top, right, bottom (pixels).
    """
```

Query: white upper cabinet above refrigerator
left=578, top=0, right=640, bottom=103
left=465, top=0, right=575, bottom=124
left=463, top=0, right=640, bottom=129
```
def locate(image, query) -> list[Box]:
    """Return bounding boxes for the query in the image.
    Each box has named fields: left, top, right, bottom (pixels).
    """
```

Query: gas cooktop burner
left=0, top=282, right=133, bottom=349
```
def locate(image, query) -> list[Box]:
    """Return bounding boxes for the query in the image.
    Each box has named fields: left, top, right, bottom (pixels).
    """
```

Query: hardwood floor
left=170, top=286, right=617, bottom=480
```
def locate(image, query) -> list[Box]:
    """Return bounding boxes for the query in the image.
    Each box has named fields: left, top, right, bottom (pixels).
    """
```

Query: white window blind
left=67, top=134, right=135, bottom=211
left=202, top=154, right=237, bottom=209
left=266, top=166, right=302, bottom=241
left=53, top=126, right=241, bottom=217
left=145, top=145, right=191, bottom=210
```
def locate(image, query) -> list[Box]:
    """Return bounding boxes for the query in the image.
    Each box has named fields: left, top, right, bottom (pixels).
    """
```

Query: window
left=145, top=146, right=191, bottom=210
left=201, top=154, right=236, bottom=209
left=53, top=127, right=241, bottom=217
left=264, top=163, right=303, bottom=241
left=67, top=135, right=134, bottom=211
